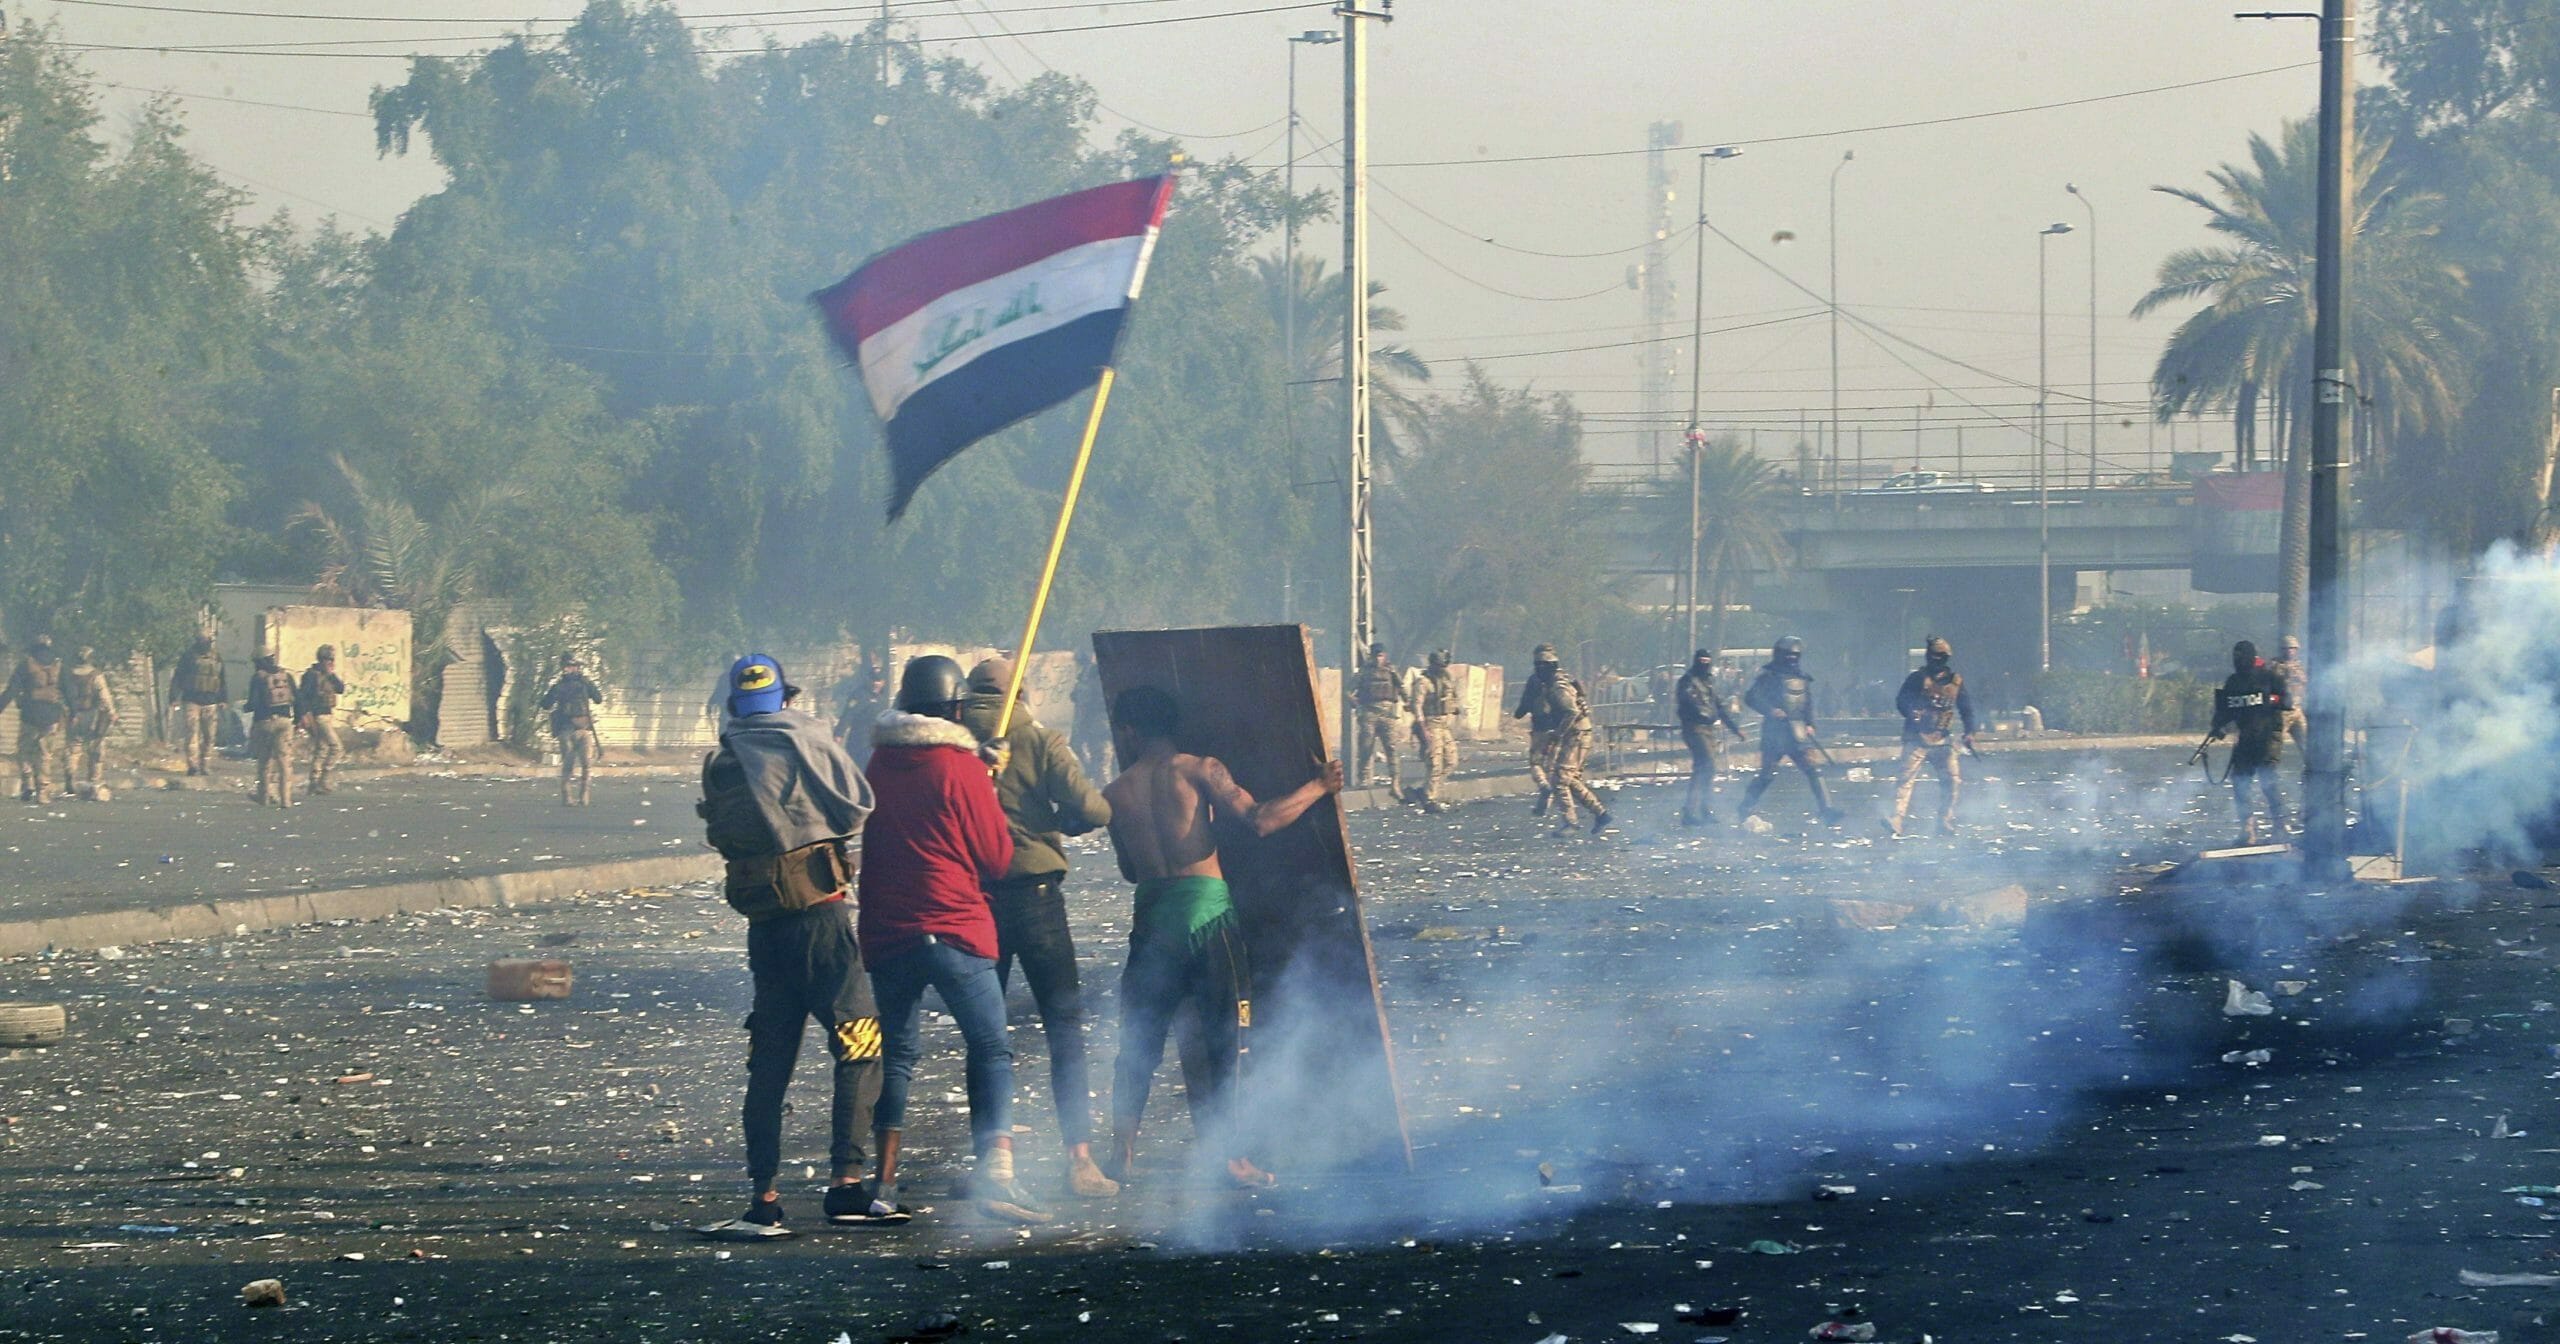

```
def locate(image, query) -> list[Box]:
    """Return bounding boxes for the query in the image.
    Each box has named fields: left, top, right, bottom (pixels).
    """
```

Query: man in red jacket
left=853, top=655, right=1045, bottom=1225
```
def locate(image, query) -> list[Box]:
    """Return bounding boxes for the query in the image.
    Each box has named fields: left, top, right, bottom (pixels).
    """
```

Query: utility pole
left=2038, top=221, right=2074, bottom=672
left=2238, top=2, right=2355, bottom=878
left=1340, top=0, right=1390, bottom=775
left=2305, top=0, right=2358, bottom=880
left=880, top=2, right=892, bottom=84
left=1828, top=150, right=1855, bottom=508
left=1687, top=147, right=1741, bottom=659
left=2068, top=184, right=2099, bottom=489
left=1283, top=28, right=1340, bottom=524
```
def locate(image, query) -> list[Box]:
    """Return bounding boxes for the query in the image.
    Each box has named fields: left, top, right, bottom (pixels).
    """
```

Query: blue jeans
left=868, top=937, right=1014, bottom=1151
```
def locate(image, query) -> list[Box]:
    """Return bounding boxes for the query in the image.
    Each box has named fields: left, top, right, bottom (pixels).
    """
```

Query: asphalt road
left=0, top=746, right=2545, bottom=1343
left=0, top=775, right=699, bottom=925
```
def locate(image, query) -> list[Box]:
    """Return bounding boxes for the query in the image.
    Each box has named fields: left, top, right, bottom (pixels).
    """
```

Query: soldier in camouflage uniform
left=1352, top=644, right=1409, bottom=794
left=1675, top=650, right=1745, bottom=826
left=168, top=634, right=228, bottom=777
left=1410, top=650, right=1463, bottom=813
left=1513, top=645, right=1610, bottom=833
left=62, top=648, right=118, bottom=798
left=298, top=645, right=349, bottom=794
left=1739, top=636, right=1845, bottom=826
left=245, top=653, right=298, bottom=808
left=2269, top=633, right=2308, bottom=747
left=542, top=657, right=605, bottom=806
left=1886, top=636, right=1978, bottom=838
left=0, top=637, right=71, bottom=805
left=1512, top=644, right=1566, bottom=811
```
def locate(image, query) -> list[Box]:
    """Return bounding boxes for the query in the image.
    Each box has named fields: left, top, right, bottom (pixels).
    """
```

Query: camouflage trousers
left=1544, top=729, right=1605, bottom=824
left=1355, top=709, right=1403, bottom=792
left=1416, top=716, right=1458, bottom=806
left=15, top=717, right=67, bottom=803
left=1888, top=738, right=1961, bottom=834
left=69, top=723, right=110, bottom=790
left=251, top=716, right=294, bottom=807
left=303, top=713, right=343, bottom=791
left=558, top=728, right=597, bottom=805
left=179, top=702, right=222, bottom=774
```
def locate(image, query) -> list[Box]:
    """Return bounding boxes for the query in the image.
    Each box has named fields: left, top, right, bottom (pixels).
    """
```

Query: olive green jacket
left=960, top=690, right=1112, bottom=881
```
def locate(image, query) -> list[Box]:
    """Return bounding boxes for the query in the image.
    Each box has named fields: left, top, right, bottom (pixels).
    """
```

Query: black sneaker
left=824, top=1182, right=912, bottom=1226
left=1589, top=810, right=1613, bottom=835
left=740, top=1197, right=786, bottom=1227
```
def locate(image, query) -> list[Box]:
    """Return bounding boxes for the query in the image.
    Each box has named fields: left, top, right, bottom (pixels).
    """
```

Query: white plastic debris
left=2223, top=980, right=2274, bottom=1016
left=2459, top=1270, right=2560, bottom=1287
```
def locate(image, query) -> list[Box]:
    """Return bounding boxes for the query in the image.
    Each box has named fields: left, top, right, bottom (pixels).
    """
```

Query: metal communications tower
left=1638, top=121, right=1682, bottom=472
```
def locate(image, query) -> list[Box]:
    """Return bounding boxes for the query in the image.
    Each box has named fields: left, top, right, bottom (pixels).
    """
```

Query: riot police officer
left=1352, top=644, right=1409, bottom=794
left=1739, top=636, right=1843, bottom=826
left=1675, top=650, right=1744, bottom=826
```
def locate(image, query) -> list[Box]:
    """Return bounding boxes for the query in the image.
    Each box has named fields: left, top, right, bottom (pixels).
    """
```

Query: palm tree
left=1254, top=253, right=1433, bottom=472
left=2135, top=119, right=2468, bottom=637
left=1641, top=438, right=1789, bottom=656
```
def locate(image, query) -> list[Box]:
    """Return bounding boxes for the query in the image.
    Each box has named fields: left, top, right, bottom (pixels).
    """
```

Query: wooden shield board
left=1091, top=625, right=1412, bottom=1171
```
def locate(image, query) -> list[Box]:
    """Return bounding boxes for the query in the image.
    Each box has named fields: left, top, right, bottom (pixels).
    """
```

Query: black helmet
left=896, top=654, right=969, bottom=713
left=1369, top=643, right=1387, bottom=659
left=1691, top=648, right=1714, bottom=666
left=1429, top=649, right=1451, bottom=669
left=1924, top=635, right=1952, bottom=660
left=1774, top=635, right=1806, bottom=659
left=1532, top=643, right=1559, bottom=666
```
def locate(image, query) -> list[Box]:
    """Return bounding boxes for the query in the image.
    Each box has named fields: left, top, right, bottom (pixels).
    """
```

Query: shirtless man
left=1100, top=685, right=1342, bottom=1189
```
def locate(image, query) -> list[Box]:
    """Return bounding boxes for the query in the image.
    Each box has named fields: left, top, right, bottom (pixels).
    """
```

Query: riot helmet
left=896, top=654, right=970, bottom=717
left=1773, top=635, right=1806, bottom=667
left=1924, top=635, right=1952, bottom=665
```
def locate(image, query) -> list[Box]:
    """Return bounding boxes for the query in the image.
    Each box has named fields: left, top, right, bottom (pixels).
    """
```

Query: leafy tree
left=2135, top=119, right=2467, bottom=636
left=1378, top=366, right=1606, bottom=663
left=0, top=25, right=258, bottom=657
left=1637, top=438, right=1790, bottom=658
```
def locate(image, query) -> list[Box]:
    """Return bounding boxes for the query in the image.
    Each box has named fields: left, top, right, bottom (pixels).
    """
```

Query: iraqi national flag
left=812, top=176, right=1176, bottom=520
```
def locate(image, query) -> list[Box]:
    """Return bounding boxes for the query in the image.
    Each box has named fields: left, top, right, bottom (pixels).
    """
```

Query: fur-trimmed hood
left=871, top=709, right=981, bottom=752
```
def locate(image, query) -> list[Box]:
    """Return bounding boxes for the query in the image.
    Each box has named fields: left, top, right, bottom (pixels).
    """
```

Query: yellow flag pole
left=994, top=366, right=1117, bottom=742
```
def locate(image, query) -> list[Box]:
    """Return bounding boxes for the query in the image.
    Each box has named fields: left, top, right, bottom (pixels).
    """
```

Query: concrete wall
left=258, top=606, right=413, bottom=731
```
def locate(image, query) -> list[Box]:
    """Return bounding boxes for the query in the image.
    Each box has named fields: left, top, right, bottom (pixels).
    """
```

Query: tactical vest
left=254, top=667, right=297, bottom=717
left=62, top=668, right=105, bottom=714
left=1912, top=668, right=1962, bottom=739
left=18, top=656, right=61, bottom=706
left=1417, top=670, right=1456, bottom=719
left=551, top=677, right=596, bottom=731
left=1357, top=662, right=1403, bottom=709
left=302, top=668, right=341, bottom=714
left=178, top=651, right=224, bottom=701
left=1769, top=671, right=1813, bottom=719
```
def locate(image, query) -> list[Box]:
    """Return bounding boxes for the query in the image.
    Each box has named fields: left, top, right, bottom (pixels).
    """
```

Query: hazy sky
left=23, top=0, right=2354, bottom=479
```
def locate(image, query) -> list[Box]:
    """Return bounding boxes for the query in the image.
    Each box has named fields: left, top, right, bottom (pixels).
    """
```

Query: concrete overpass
left=1595, top=478, right=2236, bottom=707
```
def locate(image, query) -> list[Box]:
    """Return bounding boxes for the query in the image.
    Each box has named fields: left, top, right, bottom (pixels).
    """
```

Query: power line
left=39, top=0, right=1218, bottom=25
left=1365, top=61, right=2321, bottom=169
left=950, top=0, right=1287, bottom=142
left=1368, top=174, right=1672, bottom=260
left=1369, top=201, right=1638, bottom=305
left=91, top=77, right=370, bottom=117
left=54, top=0, right=1334, bottom=57
left=1412, top=310, right=1825, bottom=368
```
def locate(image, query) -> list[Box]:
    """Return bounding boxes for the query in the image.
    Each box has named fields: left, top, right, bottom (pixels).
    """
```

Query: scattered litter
left=2274, top=980, right=2308, bottom=996
left=2223, top=980, right=2274, bottom=1016
left=241, top=1279, right=286, bottom=1309
left=695, top=1219, right=795, bottom=1242
left=2257, top=1135, right=2288, bottom=1147
left=2409, top=1331, right=2499, bottom=1344
left=2221, top=1049, right=2273, bottom=1066
left=114, top=1224, right=179, bottom=1235
left=1813, top=1184, right=1857, bottom=1200
left=2289, top=1181, right=2325, bottom=1191
left=1808, top=1323, right=1876, bottom=1342
left=1678, top=1308, right=1744, bottom=1326
left=1619, top=1325, right=1659, bottom=1336
left=1742, top=1240, right=1799, bottom=1255
left=2459, top=1270, right=2560, bottom=1288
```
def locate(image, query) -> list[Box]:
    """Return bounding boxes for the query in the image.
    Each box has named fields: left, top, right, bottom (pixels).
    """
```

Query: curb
left=0, top=853, right=719, bottom=960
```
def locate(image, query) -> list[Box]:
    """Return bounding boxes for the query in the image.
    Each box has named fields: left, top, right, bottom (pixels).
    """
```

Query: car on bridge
left=1855, top=470, right=2000, bottom=495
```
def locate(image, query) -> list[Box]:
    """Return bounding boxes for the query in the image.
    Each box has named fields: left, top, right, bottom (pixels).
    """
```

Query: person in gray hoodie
left=697, top=653, right=887, bottom=1234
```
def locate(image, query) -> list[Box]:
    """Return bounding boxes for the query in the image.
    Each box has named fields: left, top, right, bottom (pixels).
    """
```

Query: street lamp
left=2067, top=183, right=2098, bottom=489
left=1686, top=145, right=1742, bottom=657
left=1827, top=149, right=1854, bottom=503
left=1282, top=30, right=1340, bottom=389
left=2038, top=221, right=2074, bottom=673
